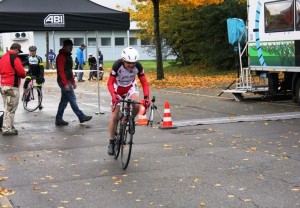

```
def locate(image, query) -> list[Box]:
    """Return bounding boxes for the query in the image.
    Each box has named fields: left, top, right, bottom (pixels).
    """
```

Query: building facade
left=0, top=24, right=154, bottom=62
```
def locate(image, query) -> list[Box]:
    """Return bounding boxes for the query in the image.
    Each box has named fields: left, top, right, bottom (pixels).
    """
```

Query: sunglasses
left=124, top=61, right=136, bottom=65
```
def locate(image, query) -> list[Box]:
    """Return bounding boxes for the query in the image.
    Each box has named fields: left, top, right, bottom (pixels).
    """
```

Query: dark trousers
left=56, top=81, right=84, bottom=121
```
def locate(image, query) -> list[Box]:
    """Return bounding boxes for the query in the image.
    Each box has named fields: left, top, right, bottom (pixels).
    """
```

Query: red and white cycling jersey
left=107, top=59, right=149, bottom=102
left=110, top=59, right=145, bottom=87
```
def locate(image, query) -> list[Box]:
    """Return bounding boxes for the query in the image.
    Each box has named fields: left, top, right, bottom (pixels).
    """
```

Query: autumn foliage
left=127, top=0, right=247, bottom=70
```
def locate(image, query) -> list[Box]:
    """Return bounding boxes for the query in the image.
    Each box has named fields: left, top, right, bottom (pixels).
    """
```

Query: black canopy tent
left=0, top=0, right=129, bottom=32
left=0, top=0, right=130, bottom=113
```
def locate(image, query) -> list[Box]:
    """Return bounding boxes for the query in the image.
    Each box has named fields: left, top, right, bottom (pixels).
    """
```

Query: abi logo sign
left=44, top=14, right=65, bottom=27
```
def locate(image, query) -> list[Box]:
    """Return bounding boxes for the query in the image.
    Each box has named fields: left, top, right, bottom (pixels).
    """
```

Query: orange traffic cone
left=159, top=101, right=177, bottom=129
left=136, top=99, right=148, bottom=126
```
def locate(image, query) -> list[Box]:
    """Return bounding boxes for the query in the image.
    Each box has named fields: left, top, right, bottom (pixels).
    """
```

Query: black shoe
left=3, top=130, right=18, bottom=136
left=55, top=120, right=69, bottom=126
left=108, top=140, right=115, bottom=156
left=39, top=104, right=43, bottom=110
left=79, top=115, right=92, bottom=123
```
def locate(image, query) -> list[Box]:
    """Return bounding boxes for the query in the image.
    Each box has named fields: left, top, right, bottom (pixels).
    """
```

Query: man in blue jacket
left=76, top=44, right=86, bottom=82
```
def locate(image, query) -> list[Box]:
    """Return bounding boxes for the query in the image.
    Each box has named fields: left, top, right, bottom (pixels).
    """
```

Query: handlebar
left=111, top=95, right=143, bottom=112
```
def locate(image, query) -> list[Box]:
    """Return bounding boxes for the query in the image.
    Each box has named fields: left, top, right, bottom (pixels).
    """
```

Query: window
left=101, top=38, right=111, bottom=46
left=265, top=0, right=294, bottom=33
left=88, top=38, right=96, bottom=46
left=141, top=39, right=151, bottom=46
left=130, top=37, right=138, bottom=46
left=74, top=38, right=84, bottom=46
left=115, top=37, right=125, bottom=46
left=60, top=38, right=70, bottom=46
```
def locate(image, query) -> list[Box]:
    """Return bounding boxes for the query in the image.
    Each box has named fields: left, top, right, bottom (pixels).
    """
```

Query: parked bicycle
left=22, top=76, right=42, bottom=112
left=113, top=95, right=141, bottom=170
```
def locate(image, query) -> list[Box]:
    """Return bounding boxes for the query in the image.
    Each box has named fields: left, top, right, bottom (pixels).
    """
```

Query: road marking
left=160, top=89, right=300, bottom=108
left=173, top=112, right=300, bottom=127
left=160, top=89, right=231, bottom=100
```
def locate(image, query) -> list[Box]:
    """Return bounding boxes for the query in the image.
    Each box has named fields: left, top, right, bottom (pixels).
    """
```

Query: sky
left=90, top=0, right=132, bottom=10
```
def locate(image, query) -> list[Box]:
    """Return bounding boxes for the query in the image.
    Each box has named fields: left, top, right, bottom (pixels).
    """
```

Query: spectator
left=76, top=44, right=86, bottom=82
left=0, top=43, right=26, bottom=136
left=23, top=46, right=45, bottom=110
left=55, top=40, right=92, bottom=126
left=48, top=49, right=56, bottom=69
left=88, top=53, right=97, bottom=81
left=99, top=50, right=103, bottom=65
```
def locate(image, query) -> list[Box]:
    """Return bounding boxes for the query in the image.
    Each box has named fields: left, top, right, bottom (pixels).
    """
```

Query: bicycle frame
left=113, top=95, right=140, bottom=170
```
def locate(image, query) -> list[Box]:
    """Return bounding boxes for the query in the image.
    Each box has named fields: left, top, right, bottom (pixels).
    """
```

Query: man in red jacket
left=0, top=43, right=26, bottom=136
left=55, top=40, right=92, bottom=126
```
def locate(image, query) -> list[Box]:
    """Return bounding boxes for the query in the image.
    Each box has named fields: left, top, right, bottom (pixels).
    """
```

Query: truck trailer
left=224, top=0, right=300, bottom=105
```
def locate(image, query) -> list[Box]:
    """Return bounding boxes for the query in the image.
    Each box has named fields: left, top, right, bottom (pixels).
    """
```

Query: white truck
left=224, top=0, right=300, bottom=105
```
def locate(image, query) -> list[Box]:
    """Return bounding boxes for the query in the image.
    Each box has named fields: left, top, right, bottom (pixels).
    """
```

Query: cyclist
left=107, top=47, right=150, bottom=155
left=23, top=46, right=45, bottom=110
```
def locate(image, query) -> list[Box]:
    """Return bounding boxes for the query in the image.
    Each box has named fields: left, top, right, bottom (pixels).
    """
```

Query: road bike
left=113, top=96, right=141, bottom=170
left=22, top=76, right=42, bottom=112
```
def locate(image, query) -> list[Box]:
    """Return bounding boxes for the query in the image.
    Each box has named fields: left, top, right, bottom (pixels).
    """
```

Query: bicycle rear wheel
left=120, top=118, right=134, bottom=170
left=23, top=87, right=42, bottom=112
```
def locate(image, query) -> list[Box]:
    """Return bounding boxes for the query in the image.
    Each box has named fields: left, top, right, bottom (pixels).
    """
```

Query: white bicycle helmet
left=121, top=47, right=139, bottom=63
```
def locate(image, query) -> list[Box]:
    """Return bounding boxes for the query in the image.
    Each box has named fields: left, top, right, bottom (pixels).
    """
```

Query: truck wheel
left=296, top=79, right=300, bottom=105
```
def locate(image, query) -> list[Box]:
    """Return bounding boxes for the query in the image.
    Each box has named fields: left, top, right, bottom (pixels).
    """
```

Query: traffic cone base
left=136, top=100, right=148, bottom=126
left=159, top=101, right=177, bottom=129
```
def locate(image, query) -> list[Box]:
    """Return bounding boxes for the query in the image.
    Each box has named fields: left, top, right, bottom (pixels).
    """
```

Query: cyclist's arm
left=139, top=75, right=150, bottom=99
left=107, top=75, right=116, bottom=96
left=136, top=62, right=150, bottom=98
left=38, top=56, right=45, bottom=80
left=107, top=60, right=122, bottom=96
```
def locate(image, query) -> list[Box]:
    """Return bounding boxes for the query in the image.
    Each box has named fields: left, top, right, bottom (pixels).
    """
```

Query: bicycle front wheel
left=120, top=118, right=134, bottom=170
left=114, top=117, right=122, bottom=159
left=23, top=87, right=42, bottom=112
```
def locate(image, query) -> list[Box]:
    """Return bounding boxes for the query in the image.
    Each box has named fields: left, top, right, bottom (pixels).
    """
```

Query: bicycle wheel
left=120, top=118, right=134, bottom=170
left=23, top=87, right=42, bottom=112
left=114, top=117, right=122, bottom=159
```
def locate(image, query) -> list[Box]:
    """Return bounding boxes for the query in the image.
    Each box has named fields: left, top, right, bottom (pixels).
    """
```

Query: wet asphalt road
left=0, top=75, right=299, bottom=208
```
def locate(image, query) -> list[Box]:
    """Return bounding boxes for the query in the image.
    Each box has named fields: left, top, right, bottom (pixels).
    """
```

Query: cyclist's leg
left=36, top=81, right=43, bottom=109
left=128, top=81, right=140, bottom=119
left=109, top=105, right=120, bottom=140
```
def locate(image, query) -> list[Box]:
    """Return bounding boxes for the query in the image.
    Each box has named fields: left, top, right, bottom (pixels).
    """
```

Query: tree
left=131, top=0, right=246, bottom=70
left=132, top=0, right=223, bottom=79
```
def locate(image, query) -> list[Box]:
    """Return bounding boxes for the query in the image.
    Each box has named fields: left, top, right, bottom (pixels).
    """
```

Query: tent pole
left=127, top=30, right=130, bottom=47
left=52, top=31, right=55, bottom=53
left=95, top=30, right=104, bottom=115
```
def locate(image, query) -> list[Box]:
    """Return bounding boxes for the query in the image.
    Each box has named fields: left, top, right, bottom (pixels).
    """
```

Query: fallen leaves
left=112, top=176, right=123, bottom=185
left=163, top=144, right=173, bottom=150
left=146, top=73, right=236, bottom=89
left=0, top=177, right=8, bottom=182
left=291, top=187, right=300, bottom=192
left=0, top=187, right=15, bottom=196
